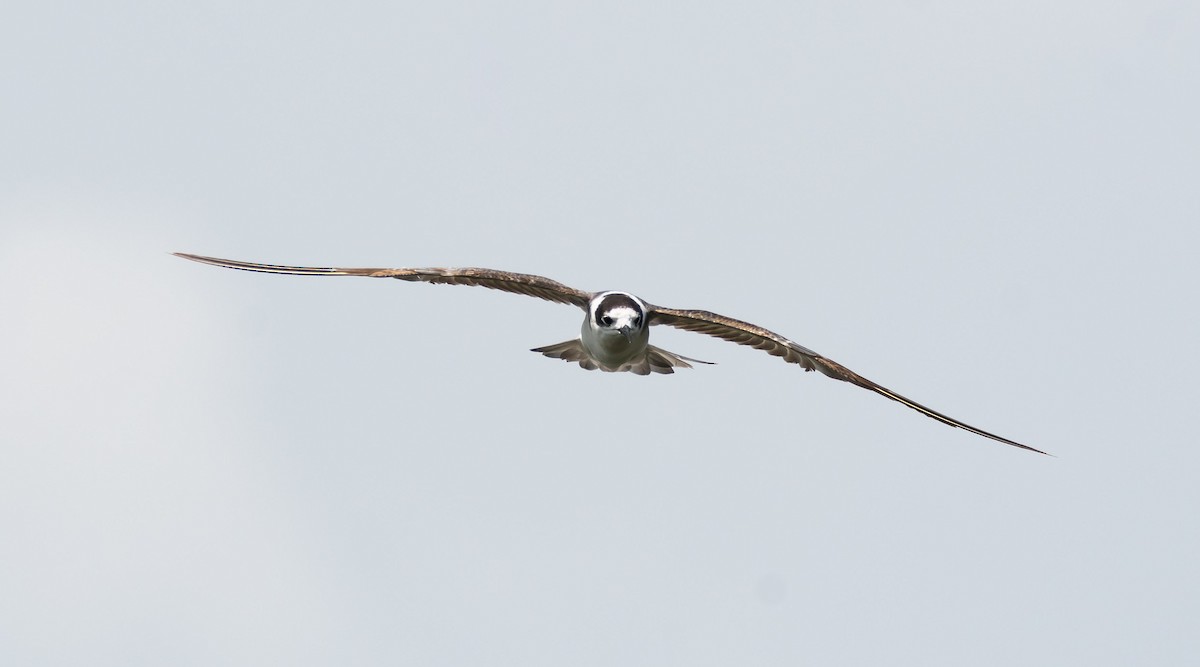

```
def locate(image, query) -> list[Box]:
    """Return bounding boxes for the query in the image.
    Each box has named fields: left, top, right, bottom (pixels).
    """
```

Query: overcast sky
left=3, top=1, right=1198, bottom=665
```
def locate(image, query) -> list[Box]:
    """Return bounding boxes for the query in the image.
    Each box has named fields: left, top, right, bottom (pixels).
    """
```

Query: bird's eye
left=600, top=315, right=613, bottom=326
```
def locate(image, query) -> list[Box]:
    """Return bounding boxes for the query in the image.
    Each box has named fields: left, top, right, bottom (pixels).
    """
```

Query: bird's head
left=592, top=292, right=646, bottom=341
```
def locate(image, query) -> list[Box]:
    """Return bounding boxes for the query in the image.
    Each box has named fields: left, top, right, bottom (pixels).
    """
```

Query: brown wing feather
left=173, top=253, right=592, bottom=309
left=648, top=306, right=1046, bottom=455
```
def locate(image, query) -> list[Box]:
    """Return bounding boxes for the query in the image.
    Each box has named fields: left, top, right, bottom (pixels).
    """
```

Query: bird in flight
left=175, top=252, right=1045, bottom=454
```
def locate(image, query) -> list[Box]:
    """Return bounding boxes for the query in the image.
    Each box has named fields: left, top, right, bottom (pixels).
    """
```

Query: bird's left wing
left=647, top=306, right=1045, bottom=454
left=174, top=253, right=593, bottom=309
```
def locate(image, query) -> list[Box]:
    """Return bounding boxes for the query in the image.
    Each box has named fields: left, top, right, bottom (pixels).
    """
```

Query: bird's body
left=175, top=252, right=1046, bottom=454
left=533, top=290, right=708, bottom=375
left=577, top=292, right=654, bottom=370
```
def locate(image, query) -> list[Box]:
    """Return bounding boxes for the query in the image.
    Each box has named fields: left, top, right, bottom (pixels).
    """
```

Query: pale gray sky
left=3, top=1, right=1198, bottom=665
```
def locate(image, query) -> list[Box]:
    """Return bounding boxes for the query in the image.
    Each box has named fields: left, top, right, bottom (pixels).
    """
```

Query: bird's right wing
left=174, top=253, right=593, bottom=309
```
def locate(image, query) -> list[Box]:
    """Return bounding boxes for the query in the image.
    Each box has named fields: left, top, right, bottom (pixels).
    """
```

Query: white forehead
left=604, top=306, right=640, bottom=321
left=590, top=290, right=647, bottom=317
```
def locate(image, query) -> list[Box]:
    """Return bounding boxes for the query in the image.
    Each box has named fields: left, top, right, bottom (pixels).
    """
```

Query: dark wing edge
left=647, top=306, right=1047, bottom=455
left=173, top=253, right=592, bottom=309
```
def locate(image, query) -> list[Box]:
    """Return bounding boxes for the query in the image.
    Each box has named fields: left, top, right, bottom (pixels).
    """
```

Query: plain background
left=3, top=1, right=1198, bottom=664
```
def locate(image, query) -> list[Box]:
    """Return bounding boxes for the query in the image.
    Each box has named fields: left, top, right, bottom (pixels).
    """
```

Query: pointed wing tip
left=995, top=438, right=1051, bottom=456
left=174, top=252, right=242, bottom=270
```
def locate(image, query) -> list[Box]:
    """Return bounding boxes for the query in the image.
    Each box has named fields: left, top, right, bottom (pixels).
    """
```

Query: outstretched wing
left=174, top=253, right=593, bottom=309
left=647, top=306, right=1045, bottom=454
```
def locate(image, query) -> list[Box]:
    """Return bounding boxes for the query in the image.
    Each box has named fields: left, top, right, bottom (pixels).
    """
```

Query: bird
left=174, top=252, right=1045, bottom=454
